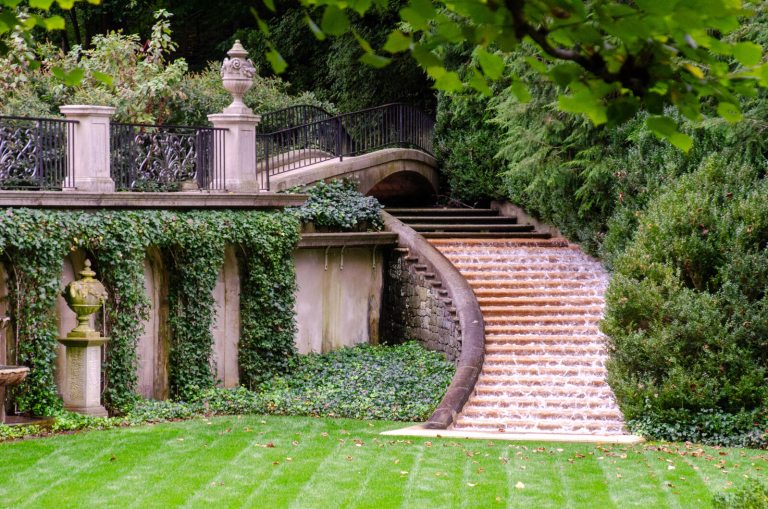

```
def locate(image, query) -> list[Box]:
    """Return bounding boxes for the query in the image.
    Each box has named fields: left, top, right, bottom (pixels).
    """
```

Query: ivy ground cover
left=1, top=416, right=765, bottom=508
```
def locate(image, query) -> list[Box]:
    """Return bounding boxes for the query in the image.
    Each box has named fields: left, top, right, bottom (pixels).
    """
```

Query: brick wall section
left=381, top=248, right=462, bottom=362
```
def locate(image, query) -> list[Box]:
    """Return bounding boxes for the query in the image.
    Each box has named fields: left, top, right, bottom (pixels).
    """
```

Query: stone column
left=208, top=40, right=264, bottom=192
left=60, top=105, right=116, bottom=192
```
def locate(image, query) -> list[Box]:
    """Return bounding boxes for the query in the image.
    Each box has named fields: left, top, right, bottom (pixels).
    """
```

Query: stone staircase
left=387, top=207, right=626, bottom=435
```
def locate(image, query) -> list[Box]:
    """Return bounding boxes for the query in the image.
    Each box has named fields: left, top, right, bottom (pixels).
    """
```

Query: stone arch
left=136, top=248, right=170, bottom=400
left=55, top=250, right=87, bottom=398
left=211, top=245, right=241, bottom=387
left=365, top=170, right=439, bottom=206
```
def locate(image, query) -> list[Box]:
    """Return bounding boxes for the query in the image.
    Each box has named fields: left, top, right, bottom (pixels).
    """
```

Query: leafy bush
left=190, top=342, right=454, bottom=421
left=628, top=408, right=768, bottom=449
left=252, top=342, right=455, bottom=421
left=0, top=10, right=332, bottom=124
left=294, top=179, right=383, bottom=231
left=713, top=479, right=768, bottom=509
left=603, top=157, right=768, bottom=427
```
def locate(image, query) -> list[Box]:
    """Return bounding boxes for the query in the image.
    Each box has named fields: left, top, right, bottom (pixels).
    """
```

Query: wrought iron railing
left=110, top=123, right=226, bottom=192
left=0, top=115, right=76, bottom=190
left=256, top=103, right=434, bottom=190
left=256, top=104, right=334, bottom=134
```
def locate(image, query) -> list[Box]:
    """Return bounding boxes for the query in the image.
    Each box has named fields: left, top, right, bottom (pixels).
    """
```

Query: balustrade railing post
left=336, top=116, right=343, bottom=161
left=60, top=105, right=116, bottom=192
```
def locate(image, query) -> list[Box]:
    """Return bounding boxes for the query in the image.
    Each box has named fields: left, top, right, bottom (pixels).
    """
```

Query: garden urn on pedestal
left=208, top=40, right=263, bottom=191
left=58, top=259, right=109, bottom=417
left=220, top=39, right=257, bottom=115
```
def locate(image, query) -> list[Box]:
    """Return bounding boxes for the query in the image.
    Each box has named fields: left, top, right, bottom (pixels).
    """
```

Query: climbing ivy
left=0, top=209, right=300, bottom=416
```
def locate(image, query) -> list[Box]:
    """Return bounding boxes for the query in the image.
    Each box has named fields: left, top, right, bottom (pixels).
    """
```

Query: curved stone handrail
left=382, top=211, right=485, bottom=429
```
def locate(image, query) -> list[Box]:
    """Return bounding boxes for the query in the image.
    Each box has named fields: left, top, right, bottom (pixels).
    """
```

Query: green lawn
left=0, top=416, right=765, bottom=509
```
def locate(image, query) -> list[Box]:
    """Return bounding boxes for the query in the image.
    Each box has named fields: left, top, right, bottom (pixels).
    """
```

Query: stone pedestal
left=60, top=105, right=116, bottom=192
left=208, top=112, right=263, bottom=192
left=59, top=339, right=108, bottom=417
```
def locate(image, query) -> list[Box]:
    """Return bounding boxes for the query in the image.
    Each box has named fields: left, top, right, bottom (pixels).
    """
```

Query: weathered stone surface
left=380, top=250, right=462, bottom=362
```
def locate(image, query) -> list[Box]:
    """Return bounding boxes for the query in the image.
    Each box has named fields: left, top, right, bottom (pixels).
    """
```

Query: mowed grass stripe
left=231, top=419, right=335, bottom=508
left=12, top=433, right=132, bottom=509
left=122, top=422, right=261, bottom=509
left=349, top=439, right=424, bottom=509
left=280, top=431, right=384, bottom=509
left=178, top=417, right=311, bottom=509
left=593, top=447, right=667, bottom=508
left=502, top=444, right=569, bottom=509
left=2, top=416, right=768, bottom=508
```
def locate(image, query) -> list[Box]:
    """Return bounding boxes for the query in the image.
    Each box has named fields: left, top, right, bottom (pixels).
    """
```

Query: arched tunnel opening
left=365, top=171, right=438, bottom=207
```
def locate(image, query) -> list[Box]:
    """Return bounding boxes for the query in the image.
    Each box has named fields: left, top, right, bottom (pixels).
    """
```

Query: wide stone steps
left=461, top=270, right=603, bottom=281
left=390, top=207, right=626, bottom=436
left=480, top=305, right=605, bottom=316
left=480, top=364, right=607, bottom=377
left=485, top=333, right=607, bottom=343
left=409, top=223, right=536, bottom=233
left=473, top=384, right=615, bottom=398
left=484, top=343, right=607, bottom=355
left=452, top=417, right=626, bottom=434
left=387, top=207, right=499, bottom=217
left=470, top=395, right=617, bottom=409
left=485, top=325, right=602, bottom=335
left=394, top=215, right=520, bottom=224
left=422, top=232, right=553, bottom=239
left=477, top=297, right=605, bottom=307
left=452, top=262, right=598, bottom=272
left=468, top=279, right=605, bottom=289
left=473, top=287, right=605, bottom=298
left=460, top=406, right=622, bottom=420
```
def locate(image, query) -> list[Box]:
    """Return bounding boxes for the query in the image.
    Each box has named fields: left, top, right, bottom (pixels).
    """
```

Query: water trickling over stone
left=431, top=238, right=626, bottom=435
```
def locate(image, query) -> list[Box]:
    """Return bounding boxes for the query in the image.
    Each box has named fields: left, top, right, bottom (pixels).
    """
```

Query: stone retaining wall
left=381, top=249, right=462, bottom=362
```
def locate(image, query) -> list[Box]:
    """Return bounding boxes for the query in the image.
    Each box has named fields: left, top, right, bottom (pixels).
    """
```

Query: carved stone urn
left=221, top=40, right=256, bottom=115
left=61, top=259, right=108, bottom=345
left=58, top=259, right=109, bottom=416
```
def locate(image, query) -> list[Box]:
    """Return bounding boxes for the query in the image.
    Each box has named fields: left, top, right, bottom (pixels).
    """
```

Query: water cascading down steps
left=388, top=207, right=626, bottom=436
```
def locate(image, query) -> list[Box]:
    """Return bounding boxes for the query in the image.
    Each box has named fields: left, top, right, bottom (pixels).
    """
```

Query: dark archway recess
left=366, top=171, right=437, bottom=207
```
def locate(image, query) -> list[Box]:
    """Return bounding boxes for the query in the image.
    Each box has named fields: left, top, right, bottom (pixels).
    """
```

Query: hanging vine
left=0, top=208, right=300, bottom=416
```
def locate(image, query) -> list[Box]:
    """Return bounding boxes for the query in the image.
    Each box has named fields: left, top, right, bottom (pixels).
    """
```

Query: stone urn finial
left=61, top=259, right=108, bottom=342
left=221, top=39, right=257, bottom=115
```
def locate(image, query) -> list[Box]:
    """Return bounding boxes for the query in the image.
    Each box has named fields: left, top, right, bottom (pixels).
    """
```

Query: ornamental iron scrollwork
left=0, top=117, right=72, bottom=190
left=111, top=124, right=219, bottom=192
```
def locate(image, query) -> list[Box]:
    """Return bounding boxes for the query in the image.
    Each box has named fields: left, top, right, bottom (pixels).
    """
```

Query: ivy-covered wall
left=0, top=209, right=299, bottom=416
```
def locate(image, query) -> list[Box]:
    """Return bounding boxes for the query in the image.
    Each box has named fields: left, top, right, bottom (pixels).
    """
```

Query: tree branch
left=502, top=0, right=650, bottom=95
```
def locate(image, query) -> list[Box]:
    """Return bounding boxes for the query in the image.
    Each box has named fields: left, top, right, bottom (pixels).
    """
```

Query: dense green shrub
left=602, top=156, right=768, bottom=443
left=295, top=179, right=383, bottom=231
left=713, top=479, right=768, bottom=509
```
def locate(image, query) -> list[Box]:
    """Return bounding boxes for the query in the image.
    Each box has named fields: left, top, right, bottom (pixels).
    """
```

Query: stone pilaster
left=60, top=105, right=116, bottom=192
